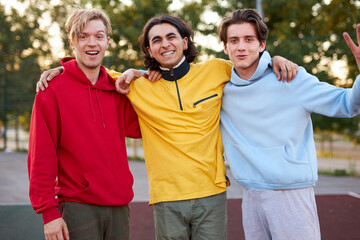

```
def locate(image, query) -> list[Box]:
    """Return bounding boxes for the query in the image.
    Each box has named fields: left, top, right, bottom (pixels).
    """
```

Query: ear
left=223, top=43, right=229, bottom=55
left=68, top=38, right=75, bottom=50
left=183, top=37, right=189, bottom=50
left=147, top=46, right=153, bottom=58
left=259, top=41, right=266, bottom=52
left=106, top=36, right=110, bottom=49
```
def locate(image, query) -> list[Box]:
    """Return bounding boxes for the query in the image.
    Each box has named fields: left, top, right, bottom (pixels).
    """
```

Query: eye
left=230, top=39, right=238, bottom=43
left=97, top=35, right=103, bottom=39
left=246, top=38, right=254, bottom=42
left=79, top=35, right=86, bottom=39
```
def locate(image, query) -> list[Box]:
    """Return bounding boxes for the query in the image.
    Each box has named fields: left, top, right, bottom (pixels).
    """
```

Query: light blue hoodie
left=220, top=51, right=360, bottom=190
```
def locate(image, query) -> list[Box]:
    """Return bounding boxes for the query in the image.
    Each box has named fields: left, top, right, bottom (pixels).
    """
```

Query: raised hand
left=343, top=23, right=360, bottom=70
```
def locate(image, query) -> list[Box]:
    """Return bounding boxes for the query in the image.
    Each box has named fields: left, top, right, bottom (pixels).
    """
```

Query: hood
left=60, top=57, right=116, bottom=128
left=61, top=57, right=115, bottom=91
left=230, top=51, right=273, bottom=86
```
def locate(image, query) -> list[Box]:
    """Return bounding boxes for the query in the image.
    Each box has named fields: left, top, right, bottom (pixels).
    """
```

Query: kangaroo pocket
left=224, top=143, right=313, bottom=185
left=75, top=168, right=134, bottom=205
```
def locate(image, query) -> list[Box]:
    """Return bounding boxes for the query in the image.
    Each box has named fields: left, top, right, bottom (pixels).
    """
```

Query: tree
left=0, top=2, right=52, bottom=149
left=202, top=0, right=360, bottom=143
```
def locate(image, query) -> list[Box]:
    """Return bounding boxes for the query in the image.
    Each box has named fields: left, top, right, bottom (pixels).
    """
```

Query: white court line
left=348, top=192, right=360, bottom=199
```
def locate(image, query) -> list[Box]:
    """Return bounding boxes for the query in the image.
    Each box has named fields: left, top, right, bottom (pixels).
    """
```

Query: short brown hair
left=138, top=14, right=198, bottom=70
left=65, top=8, right=112, bottom=45
left=218, top=9, right=268, bottom=44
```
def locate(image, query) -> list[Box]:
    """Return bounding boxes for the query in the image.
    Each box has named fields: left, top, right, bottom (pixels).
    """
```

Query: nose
left=237, top=39, right=246, bottom=51
left=87, top=36, right=97, bottom=46
left=161, top=39, right=170, bottom=48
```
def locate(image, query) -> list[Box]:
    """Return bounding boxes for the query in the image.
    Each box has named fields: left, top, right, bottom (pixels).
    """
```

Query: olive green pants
left=153, top=191, right=227, bottom=240
left=62, top=201, right=129, bottom=240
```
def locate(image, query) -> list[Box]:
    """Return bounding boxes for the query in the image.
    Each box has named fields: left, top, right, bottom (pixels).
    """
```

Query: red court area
left=129, top=194, right=360, bottom=240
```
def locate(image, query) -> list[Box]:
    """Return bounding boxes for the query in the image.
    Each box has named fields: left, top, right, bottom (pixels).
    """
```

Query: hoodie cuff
left=42, top=207, right=61, bottom=225
left=139, top=70, right=148, bottom=77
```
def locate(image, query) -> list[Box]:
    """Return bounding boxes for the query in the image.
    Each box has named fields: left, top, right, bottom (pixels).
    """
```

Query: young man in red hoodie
left=28, top=8, right=141, bottom=240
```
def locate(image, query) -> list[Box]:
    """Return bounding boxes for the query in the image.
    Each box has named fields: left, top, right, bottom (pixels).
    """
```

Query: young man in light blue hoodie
left=219, top=9, right=360, bottom=240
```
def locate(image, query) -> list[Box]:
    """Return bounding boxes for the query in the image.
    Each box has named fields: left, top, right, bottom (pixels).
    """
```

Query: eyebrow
left=80, top=30, right=106, bottom=35
left=151, top=32, right=177, bottom=42
left=228, top=34, right=256, bottom=39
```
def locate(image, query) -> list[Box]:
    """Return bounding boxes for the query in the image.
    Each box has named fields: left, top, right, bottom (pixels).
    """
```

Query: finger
left=356, top=23, right=360, bottom=45
left=38, top=81, right=45, bottom=92
left=124, top=75, right=132, bottom=84
left=283, top=71, right=288, bottom=82
left=45, top=232, right=55, bottom=240
left=142, top=73, right=149, bottom=79
left=46, top=71, right=57, bottom=82
left=39, top=72, right=47, bottom=83
left=343, top=32, right=356, bottom=52
left=153, top=71, right=162, bottom=82
left=285, top=64, right=294, bottom=82
left=115, top=78, right=130, bottom=94
left=63, top=224, right=70, bottom=240
left=291, top=63, right=299, bottom=81
left=147, top=71, right=156, bottom=82
left=272, top=64, right=281, bottom=81
left=38, top=73, right=49, bottom=88
left=287, top=67, right=294, bottom=82
left=42, top=78, right=49, bottom=88
left=115, top=78, right=121, bottom=92
left=56, top=231, right=64, bottom=240
left=117, top=87, right=130, bottom=94
left=279, top=64, right=288, bottom=82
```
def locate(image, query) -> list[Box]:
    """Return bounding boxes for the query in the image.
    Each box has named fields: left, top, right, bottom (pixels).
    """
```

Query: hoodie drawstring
left=88, top=85, right=96, bottom=122
left=95, top=89, right=106, bottom=128
left=88, top=86, right=106, bottom=128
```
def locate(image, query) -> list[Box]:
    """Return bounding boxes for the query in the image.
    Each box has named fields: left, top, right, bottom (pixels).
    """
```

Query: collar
left=161, top=57, right=190, bottom=81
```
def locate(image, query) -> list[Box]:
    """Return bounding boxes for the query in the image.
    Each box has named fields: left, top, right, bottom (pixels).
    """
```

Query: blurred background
left=0, top=0, right=359, bottom=176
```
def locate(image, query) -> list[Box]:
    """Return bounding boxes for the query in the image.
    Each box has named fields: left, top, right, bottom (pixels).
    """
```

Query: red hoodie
left=28, top=57, right=141, bottom=224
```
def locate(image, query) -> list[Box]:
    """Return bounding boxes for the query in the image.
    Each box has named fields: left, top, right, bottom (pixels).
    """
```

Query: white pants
left=242, top=187, right=321, bottom=240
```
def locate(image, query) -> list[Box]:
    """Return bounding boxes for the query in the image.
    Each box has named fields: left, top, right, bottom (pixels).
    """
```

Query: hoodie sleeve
left=107, top=69, right=141, bottom=138
left=28, top=91, right=61, bottom=224
left=120, top=95, right=141, bottom=138
left=290, top=67, right=360, bottom=117
left=106, top=68, right=122, bottom=80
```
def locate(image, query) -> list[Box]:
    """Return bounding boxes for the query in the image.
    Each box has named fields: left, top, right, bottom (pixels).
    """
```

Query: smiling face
left=69, top=19, right=110, bottom=73
left=224, top=22, right=265, bottom=80
left=146, top=23, right=188, bottom=69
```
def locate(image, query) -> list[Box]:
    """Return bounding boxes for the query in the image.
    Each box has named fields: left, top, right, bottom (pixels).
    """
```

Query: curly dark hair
left=138, top=14, right=198, bottom=70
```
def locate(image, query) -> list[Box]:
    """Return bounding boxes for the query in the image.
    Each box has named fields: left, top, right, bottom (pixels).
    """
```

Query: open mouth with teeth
left=86, top=51, right=99, bottom=55
left=162, top=51, right=174, bottom=56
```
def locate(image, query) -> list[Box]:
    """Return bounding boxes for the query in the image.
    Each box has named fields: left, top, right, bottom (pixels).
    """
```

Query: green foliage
left=0, top=1, right=50, bottom=126
left=0, top=0, right=359, bottom=143
left=205, top=0, right=360, bottom=143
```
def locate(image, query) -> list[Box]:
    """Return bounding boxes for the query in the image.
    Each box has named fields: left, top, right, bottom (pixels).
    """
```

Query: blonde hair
left=65, top=8, right=112, bottom=45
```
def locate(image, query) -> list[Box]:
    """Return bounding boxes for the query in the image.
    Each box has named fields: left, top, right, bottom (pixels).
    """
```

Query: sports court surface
left=1, top=152, right=359, bottom=239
